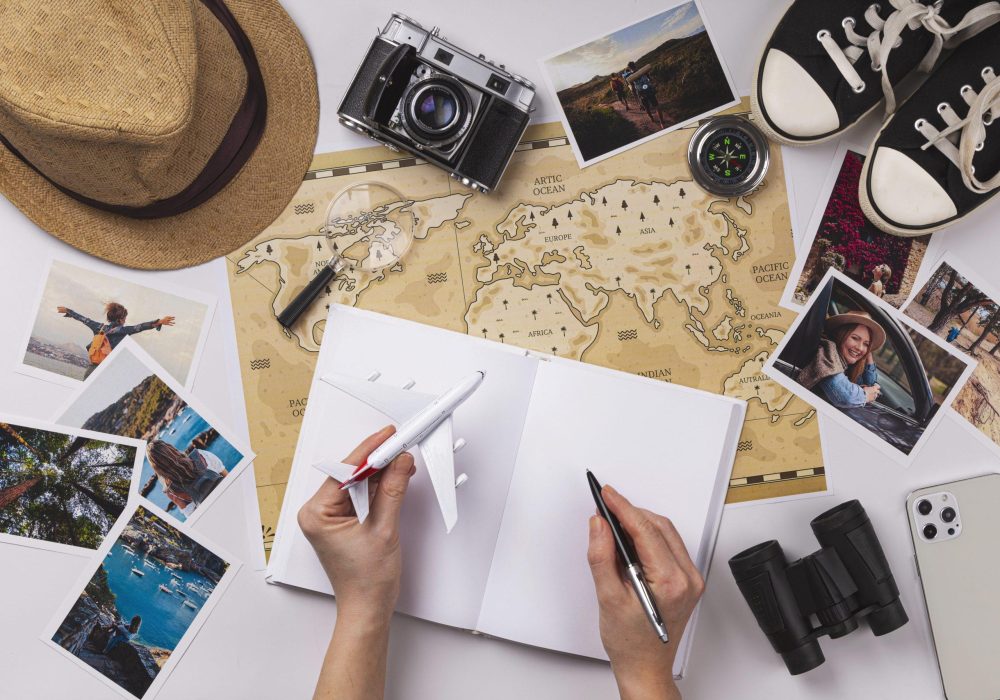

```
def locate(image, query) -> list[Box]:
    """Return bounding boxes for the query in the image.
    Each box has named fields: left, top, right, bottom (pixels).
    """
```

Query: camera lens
left=402, top=76, right=471, bottom=147
left=923, top=523, right=937, bottom=540
left=941, top=507, right=956, bottom=523
left=414, top=87, right=458, bottom=131
left=917, top=499, right=932, bottom=516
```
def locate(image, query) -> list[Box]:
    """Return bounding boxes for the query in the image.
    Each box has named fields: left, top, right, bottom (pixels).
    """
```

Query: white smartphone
left=907, top=474, right=1000, bottom=700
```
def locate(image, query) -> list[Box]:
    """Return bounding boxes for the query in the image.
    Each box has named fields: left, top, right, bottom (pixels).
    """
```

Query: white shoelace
left=818, top=0, right=1000, bottom=114
left=917, top=67, right=1000, bottom=194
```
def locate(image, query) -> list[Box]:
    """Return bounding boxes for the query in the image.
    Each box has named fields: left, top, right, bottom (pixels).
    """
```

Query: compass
left=687, top=115, right=770, bottom=197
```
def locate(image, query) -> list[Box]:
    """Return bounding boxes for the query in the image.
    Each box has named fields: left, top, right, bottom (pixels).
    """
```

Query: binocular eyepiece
left=729, top=500, right=908, bottom=675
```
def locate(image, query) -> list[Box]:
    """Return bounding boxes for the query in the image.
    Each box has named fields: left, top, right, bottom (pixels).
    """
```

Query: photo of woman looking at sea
left=55, top=343, right=252, bottom=524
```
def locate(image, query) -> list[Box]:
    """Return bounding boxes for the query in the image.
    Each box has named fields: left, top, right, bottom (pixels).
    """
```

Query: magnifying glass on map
left=277, top=182, right=415, bottom=329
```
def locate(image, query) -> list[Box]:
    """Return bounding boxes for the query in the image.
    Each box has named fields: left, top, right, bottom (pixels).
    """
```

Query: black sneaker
left=752, top=0, right=997, bottom=145
left=861, top=18, right=1000, bottom=234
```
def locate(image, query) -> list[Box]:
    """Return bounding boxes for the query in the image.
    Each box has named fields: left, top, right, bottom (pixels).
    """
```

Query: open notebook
left=267, top=305, right=745, bottom=677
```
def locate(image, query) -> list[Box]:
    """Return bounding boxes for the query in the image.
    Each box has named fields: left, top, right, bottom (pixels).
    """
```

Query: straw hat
left=825, top=310, right=887, bottom=354
left=0, top=0, right=318, bottom=269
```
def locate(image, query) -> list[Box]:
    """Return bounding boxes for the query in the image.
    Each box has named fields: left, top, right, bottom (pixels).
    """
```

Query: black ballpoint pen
left=587, top=469, right=669, bottom=643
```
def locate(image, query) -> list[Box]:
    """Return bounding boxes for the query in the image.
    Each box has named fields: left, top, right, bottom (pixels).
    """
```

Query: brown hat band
left=0, top=0, right=267, bottom=221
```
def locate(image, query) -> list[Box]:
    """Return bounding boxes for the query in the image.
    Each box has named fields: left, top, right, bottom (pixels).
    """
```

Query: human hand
left=863, top=384, right=881, bottom=403
left=158, top=316, right=175, bottom=326
left=588, top=486, right=704, bottom=700
left=56, top=306, right=68, bottom=314
left=298, top=425, right=415, bottom=625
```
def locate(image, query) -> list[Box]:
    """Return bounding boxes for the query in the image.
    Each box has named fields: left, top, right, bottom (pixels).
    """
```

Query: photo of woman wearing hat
left=797, top=311, right=886, bottom=410
left=770, top=273, right=974, bottom=459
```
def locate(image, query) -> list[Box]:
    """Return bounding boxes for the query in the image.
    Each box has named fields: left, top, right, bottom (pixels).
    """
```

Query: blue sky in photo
left=544, top=2, right=707, bottom=91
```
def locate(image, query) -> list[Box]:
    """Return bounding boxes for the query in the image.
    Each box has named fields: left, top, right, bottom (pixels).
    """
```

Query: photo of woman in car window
left=771, top=272, right=974, bottom=459
left=798, top=311, right=886, bottom=410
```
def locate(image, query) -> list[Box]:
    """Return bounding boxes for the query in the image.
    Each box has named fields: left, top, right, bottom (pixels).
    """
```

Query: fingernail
left=381, top=424, right=394, bottom=434
left=603, top=485, right=618, bottom=498
left=589, top=516, right=601, bottom=534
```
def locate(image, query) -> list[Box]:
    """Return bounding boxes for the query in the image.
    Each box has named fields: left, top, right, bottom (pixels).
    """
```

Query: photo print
left=55, top=339, right=253, bottom=525
left=780, top=145, right=935, bottom=311
left=539, top=0, right=737, bottom=167
left=766, top=270, right=974, bottom=463
left=44, top=503, right=239, bottom=700
left=19, top=258, right=215, bottom=389
left=0, top=416, right=143, bottom=555
left=903, top=255, right=1000, bottom=456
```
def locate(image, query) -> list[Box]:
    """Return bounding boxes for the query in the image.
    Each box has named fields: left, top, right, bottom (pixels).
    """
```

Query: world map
left=226, top=112, right=825, bottom=554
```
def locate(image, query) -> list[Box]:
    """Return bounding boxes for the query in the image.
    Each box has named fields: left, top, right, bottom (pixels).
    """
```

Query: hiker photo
left=0, top=418, right=142, bottom=552
left=904, top=257, right=1000, bottom=455
left=19, top=258, right=214, bottom=389
left=768, top=271, right=973, bottom=461
left=45, top=505, right=233, bottom=700
left=781, top=146, right=934, bottom=312
left=540, top=0, right=736, bottom=166
left=55, top=342, right=253, bottom=524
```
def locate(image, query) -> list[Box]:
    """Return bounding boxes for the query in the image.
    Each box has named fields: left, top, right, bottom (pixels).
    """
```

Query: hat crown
left=0, top=0, right=197, bottom=140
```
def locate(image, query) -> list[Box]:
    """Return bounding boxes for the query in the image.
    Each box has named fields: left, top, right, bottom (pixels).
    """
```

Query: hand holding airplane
left=313, top=371, right=485, bottom=532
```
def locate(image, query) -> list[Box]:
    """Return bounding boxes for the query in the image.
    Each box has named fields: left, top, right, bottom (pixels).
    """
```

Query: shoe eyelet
left=842, top=17, right=855, bottom=29
left=817, top=29, right=832, bottom=40
left=872, top=61, right=883, bottom=71
left=976, top=141, right=985, bottom=152
left=937, top=102, right=950, bottom=113
left=961, top=85, right=974, bottom=96
left=870, top=2, right=882, bottom=13
left=984, top=66, right=996, bottom=80
left=986, top=113, right=996, bottom=126
left=853, top=81, right=867, bottom=93
left=914, top=118, right=927, bottom=130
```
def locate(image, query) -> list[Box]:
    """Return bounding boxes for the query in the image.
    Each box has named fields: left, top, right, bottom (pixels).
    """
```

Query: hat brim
left=0, top=0, right=318, bottom=270
left=825, top=313, right=887, bottom=355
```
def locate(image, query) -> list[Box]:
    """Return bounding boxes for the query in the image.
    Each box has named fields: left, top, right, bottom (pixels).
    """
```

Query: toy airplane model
left=313, top=371, right=485, bottom=532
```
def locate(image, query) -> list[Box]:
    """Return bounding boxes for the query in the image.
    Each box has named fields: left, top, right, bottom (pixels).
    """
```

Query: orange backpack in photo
left=88, top=325, right=113, bottom=365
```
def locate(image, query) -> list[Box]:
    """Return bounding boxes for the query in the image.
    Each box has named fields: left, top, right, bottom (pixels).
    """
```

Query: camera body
left=338, top=14, right=536, bottom=193
left=729, top=500, right=908, bottom=675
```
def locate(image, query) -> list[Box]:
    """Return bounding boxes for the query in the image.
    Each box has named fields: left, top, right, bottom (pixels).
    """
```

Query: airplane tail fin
left=313, top=459, right=370, bottom=523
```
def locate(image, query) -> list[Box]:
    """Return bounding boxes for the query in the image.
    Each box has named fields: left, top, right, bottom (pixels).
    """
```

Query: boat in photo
left=182, top=599, right=197, bottom=610
left=130, top=567, right=144, bottom=577
left=170, top=572, right=182, bottom=581
left=142, top=559, right=157, bottom=569
left=122, top=544, right=135, bottom=554
left=158, top=584, right=172, bottom=593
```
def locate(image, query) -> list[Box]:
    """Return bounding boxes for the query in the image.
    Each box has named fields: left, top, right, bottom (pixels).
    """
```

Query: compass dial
left=687, top=116, right=770, bottom=197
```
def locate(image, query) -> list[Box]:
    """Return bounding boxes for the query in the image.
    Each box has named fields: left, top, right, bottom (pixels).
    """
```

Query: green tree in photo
left=0, top=423, right=135, bottom=548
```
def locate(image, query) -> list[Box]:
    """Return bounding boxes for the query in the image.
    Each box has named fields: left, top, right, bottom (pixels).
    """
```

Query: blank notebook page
left=267, top=306, right=539, bottom=630
left=474, top=358, right=742, bottom=670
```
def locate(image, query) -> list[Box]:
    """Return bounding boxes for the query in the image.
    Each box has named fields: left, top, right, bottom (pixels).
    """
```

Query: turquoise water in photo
left=140, top=405, right=244, bottom=520
left=102, top=541, right=217, bottom=651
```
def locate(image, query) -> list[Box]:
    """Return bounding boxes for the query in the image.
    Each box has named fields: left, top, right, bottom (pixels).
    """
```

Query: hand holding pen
left=587, top=474, right=705, bottom=700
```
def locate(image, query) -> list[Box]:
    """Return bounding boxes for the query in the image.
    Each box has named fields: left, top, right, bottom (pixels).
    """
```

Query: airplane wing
left=417, top=416, right=458, bottom=533
left=313, top=458, right=371, bottom=523
left=321, top=373, right=434, bottom=423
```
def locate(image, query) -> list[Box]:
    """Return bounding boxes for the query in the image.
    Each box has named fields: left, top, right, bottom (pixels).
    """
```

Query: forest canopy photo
left=0, top=421, right=138, bottom=549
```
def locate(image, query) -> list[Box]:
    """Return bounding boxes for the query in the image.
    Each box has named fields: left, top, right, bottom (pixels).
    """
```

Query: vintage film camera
left=338, top=14, right=536, bottom=194
left=729, top=500, right=908, bottom=675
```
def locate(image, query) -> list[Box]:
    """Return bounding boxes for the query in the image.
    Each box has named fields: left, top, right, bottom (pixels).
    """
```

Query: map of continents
left=227, top=115, right=824, bottom=554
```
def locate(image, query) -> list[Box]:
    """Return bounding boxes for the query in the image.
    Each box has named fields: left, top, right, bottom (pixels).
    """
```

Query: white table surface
left=2, top=1, right=998, bottom=698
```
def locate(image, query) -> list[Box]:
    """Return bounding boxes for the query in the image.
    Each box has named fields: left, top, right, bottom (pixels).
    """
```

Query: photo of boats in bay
left=48, top=505, right=232, bottom=699
left=56, top=341, right=253, bottom=524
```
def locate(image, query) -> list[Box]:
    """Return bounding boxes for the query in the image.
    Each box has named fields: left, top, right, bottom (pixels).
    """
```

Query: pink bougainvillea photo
left=793, top=150, right=932, bottom=308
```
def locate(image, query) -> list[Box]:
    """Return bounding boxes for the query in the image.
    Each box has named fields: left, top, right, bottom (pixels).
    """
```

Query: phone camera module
left=923, top=523, right=938, bottom=540
left=940, top=506, right=956, bottom=523
left=917, top=499, right=933, bottom=516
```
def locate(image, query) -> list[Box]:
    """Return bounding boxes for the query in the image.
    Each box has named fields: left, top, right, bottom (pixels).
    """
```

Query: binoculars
left=728, top=500, right=908, bottom=675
